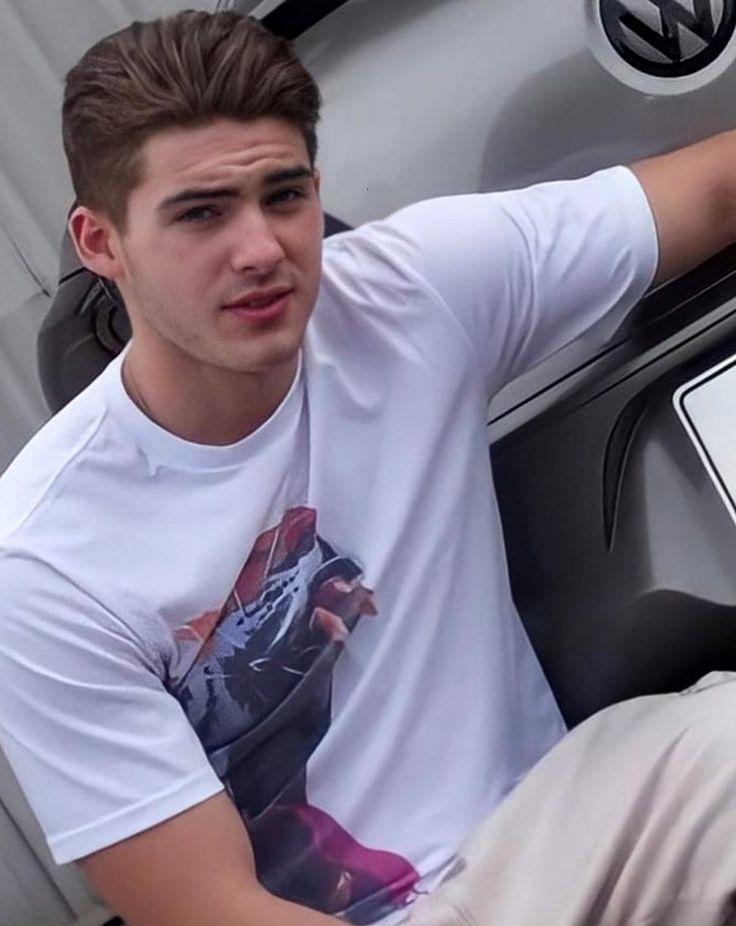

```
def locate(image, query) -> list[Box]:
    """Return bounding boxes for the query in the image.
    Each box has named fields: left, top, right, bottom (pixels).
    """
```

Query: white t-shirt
left=0, top=167, right=657, bottom=923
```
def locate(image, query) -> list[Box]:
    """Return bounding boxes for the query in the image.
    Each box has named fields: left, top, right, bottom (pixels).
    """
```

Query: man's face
left=100, top=117, right=324, bottom=381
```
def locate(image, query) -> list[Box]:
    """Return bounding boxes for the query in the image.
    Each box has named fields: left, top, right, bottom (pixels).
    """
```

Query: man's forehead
left=137, top=117, right=310, bottom=193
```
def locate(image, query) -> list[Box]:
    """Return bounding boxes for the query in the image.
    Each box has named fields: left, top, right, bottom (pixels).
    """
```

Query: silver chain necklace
left=122, top=358, right=154, bottom=420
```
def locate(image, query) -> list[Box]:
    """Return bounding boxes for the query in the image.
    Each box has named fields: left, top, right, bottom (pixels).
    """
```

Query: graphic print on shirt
left=167, top=506, right=419, bottom=923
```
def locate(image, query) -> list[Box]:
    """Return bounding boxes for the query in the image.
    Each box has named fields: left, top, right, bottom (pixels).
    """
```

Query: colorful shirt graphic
left=167, top=507, right=419, bottom=922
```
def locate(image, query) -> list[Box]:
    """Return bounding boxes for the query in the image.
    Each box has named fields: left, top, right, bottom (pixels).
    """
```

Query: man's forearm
left=235, top=887, right=346, bottom=926
left=111, top=881, right=345, bottom=926
left=632, top=128, right=736, bottom=286
left=79, top=793, right=347, bottom=926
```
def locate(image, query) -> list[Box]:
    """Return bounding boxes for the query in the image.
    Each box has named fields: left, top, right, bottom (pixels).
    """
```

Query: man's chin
left=228, top=339, right=303, bottom=378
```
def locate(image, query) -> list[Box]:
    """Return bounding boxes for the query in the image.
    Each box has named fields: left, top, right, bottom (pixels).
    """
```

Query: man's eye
left=176, top=205, right=219, bottom=222
left=267, top=188, right=305, bottom=206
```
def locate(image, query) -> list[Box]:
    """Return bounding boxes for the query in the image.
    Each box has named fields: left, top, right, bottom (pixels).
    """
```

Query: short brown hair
left=62, top=10, right=321, bottom=230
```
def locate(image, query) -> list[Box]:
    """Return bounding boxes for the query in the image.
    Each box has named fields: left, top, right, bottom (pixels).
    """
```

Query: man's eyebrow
left=263, top=165, right=313, bottom=185
left=158, top=187, right=238, bottom=212
left=157, top=166, right=313, bottom=213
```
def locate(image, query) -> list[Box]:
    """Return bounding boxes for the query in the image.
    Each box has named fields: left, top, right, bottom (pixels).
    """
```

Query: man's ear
left=68, top=206, right=123, bottom=280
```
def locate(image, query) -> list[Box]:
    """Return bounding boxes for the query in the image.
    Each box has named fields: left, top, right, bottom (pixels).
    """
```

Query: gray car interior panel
left=491, top=249, right=736, bottom=726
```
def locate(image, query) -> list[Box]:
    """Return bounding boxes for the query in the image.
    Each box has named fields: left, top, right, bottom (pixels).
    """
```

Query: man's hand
left=632, top=130, right=736, bottom=287
left=79, top=792, right=341, bottom=926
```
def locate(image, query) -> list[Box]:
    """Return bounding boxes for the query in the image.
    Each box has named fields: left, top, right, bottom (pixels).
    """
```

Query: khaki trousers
left=407, top=672, right=736, bottom=926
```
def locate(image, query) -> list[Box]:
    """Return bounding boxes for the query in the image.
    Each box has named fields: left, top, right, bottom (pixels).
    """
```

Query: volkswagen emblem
left=588, top=0, right=736, bottom=93
left=602, top=0, right=736, bottom=77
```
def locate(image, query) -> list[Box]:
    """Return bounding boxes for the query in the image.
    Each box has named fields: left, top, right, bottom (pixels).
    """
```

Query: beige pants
left=408, top=672, right=736, bottom=926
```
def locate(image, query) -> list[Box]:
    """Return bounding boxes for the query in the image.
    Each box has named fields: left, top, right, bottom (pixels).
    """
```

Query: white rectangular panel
left=674, top=353, right=736, bottom=525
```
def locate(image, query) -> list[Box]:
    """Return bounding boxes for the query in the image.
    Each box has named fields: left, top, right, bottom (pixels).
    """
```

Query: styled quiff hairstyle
left=62, top=10, right=321, bottom=230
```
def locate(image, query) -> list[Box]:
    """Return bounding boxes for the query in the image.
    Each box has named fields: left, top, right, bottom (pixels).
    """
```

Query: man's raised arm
left=632, top=130, right=736, bottom=287
left=80, top=791, right=341, bottom=926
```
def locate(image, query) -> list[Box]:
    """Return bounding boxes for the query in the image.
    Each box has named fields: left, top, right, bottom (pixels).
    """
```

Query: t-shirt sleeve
left=360, top=166, right=658, bottom=396
left=0, top=551, right=224, bottom=864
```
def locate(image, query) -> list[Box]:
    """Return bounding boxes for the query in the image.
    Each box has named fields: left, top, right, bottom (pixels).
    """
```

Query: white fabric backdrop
left=0, top=6, right=216, bottom=922
left=0, top=0, right=222, bottom=476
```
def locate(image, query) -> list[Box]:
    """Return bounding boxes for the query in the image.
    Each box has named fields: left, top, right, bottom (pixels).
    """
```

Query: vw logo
left=599, top=0, right=736, bottom=77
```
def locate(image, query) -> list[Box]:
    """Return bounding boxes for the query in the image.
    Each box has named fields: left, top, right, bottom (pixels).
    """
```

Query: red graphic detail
left=235, top=506, right=317, bottom=603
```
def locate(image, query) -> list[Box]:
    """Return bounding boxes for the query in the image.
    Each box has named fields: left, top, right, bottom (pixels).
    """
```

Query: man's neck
left=121, top=348, right=298, bottom=446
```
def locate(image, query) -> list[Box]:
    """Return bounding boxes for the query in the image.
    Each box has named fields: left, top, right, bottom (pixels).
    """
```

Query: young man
left=1, top=9, right=736, bottom=926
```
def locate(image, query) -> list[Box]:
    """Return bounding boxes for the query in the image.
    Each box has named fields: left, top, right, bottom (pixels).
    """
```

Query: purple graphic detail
left=168, top=507, right=419, bottom=922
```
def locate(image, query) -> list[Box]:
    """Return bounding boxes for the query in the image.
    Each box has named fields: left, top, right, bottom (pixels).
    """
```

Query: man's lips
left=223, top=288, right=293, bottom=323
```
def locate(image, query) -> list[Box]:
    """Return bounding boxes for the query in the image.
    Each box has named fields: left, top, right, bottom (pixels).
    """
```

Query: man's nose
left=230, top=211, right=286, bottom=274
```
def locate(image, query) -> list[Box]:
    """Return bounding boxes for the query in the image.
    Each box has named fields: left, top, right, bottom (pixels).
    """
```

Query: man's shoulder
left=0, top=370, right=113, bottom=544
left=317, top=210, right=435, bottom=311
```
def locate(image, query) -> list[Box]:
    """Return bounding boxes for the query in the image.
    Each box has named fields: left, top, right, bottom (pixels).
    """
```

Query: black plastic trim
left=262, top=0, right=351, bottom=39
left=602, top=392, right=648, bottom=548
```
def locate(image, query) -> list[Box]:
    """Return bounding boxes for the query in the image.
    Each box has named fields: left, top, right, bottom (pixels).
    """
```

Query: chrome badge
left=588, top=0, right=736, bottom=93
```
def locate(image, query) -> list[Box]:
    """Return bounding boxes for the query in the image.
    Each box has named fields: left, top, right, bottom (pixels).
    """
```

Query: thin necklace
left=122, top=358, right=154, bottom=420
